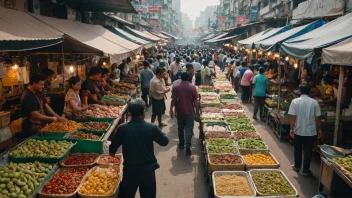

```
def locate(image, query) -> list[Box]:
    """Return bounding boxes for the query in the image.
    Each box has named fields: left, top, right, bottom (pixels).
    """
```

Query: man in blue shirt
left=140, top=61, right=154, bottom=107
left=252, top=67, right=268, bottom=120
left=239, top=61, right=248, bottom=78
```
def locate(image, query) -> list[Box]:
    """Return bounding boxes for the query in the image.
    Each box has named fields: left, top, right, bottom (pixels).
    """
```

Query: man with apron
left=21, top=73, right=66, bottom=138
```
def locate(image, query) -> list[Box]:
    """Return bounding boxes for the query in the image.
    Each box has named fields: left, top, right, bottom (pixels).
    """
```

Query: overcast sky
left=181, top=0, right=219, bottom=22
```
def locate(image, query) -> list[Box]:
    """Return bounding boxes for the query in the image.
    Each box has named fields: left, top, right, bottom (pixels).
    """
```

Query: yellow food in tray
left=40, top=120, right=82, bottom=133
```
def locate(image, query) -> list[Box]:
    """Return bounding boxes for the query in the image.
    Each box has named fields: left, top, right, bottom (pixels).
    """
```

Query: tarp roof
left=238, top=25, right=291, bottom=48
left=0, top=7, right=63, bottom=51
left=104, top=14, right=134, bottom=26
left=206, top=33, right=247, bottom=43
left=32, top=14, right=141, bottom=62
left=125, top=26, right=160, bottom=42
left=201, top=33, right=215, bottom=41
left=160, top=31, right=180, bottom=39
left=149, top=31, right=170, bottom=39
left=142, top=31, right=164, bottom=41
left=255, top=19, right=325, bottom=52
left=204, top=32, right=229, bottom=42
left=53, top=0, right=137, bottom=13
left=322, top=37, right=352, bottom=66
left=108, top=27, right=153, bottom=49
left=280, top=12, right=352, bottom=61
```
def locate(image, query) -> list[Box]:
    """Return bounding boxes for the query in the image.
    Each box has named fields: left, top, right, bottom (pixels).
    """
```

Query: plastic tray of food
left=96, top=154, right=123, bottom=166
left=207, top=153, right=245, bottom=171
left=37, top=167, right=90, bottom=198
left=77, top=165, right=120, bottom=198
left=229, top=123, right=256, bottom=133
left=64, top=131, right=105, bottom=141
left=212, top=171, right=256, bottom=198
left=240, top=150, right=280, bottom=170
left=8, top=138, right=77, bottom=163
left=79, top=122, right=111, bottom=133
left=236, top=139, right=269, bottom=152
left=206, top=144, right=239, bottom=155
left=232, top=132, right=262, bottom=141
left=59, top=153, right=99, bottom=168
left=249, top=169, right=298, bottom=197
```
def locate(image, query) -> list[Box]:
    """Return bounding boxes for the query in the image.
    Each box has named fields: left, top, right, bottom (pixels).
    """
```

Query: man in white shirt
left=169, top=51, right=175, bottom=62
left=288, top=84, right=322, bottom=176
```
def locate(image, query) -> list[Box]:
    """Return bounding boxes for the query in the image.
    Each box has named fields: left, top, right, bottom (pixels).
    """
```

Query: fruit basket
left=249, top=169, right=298, bottom=197
left=232, top=132, right=261, bottom=141
left=240, top=150, right=280, bottom=170
left=64, top=131, right=105, bottom=141
left=206, top=145, right=239, bottom=155
left=207, top=154, right=245, bottom=171
left=59, top=153, right=99, bottom=168
left=9, top=138, right=76, bottom=163
left=78, top=165, right=120, bottom=198
left=212, top=171, right=256, bottom=197
left=96, top=154, right=123, bottom=167
left=229, top=123, right=256, bottom=132
left=203, top=122, right=229, bottom=133
left=38, top=167, right=90, bottom=198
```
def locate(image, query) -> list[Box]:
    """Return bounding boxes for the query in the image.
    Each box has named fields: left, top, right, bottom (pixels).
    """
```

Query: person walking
left=192, top=56, right=202, bottom=86
left=110, top=99, right=169, bottom=198
left=150, top=67, right=170, bottom=127
left=170, top=72, right=200, bottom=155
left=170, top=57, right=182, bottom=82
left=240, top=65, right=254, bottom=103
left=288, top=84, right=322, bottom=176
left=252, top=67, right=268, bottom=120
left=233, top=60, right=241, bottom=92
left=140, top=60, right=154, bottom=108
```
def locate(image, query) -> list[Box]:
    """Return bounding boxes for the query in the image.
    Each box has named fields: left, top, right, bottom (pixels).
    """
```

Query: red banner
left=236, top=15, right=246, bottom=25
left=218, top=16, right=226, bottom=25
left=174, top=27, right=179, bottom=33
left=148, top=6, right=162, bottom=13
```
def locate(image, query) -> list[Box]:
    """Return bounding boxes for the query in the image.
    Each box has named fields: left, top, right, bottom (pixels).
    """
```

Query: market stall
left=199, top=65, right=298, bottom=198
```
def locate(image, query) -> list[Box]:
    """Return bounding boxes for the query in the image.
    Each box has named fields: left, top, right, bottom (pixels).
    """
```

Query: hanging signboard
left=174, top=27, right=179, bottom=33
left=148, top=6, right=162, bottom=13
left=236, top=15, right=246, bottom=25
left=250, top=6, right=258, bottom=21
left=150, top=19, right=160, bottom=27
left=217, top=16, right=226, bottom=25
left=134, top=5, right=147, bottom=13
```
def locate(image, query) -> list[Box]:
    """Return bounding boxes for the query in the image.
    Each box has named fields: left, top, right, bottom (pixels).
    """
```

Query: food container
left=212, top=171, right=256, bottom=198
left=96, top=154, right=123, bottom=167
left=229, top=123, right=256, bottom=133
left=77, top=165, right=120, bottom=198
left=0, top=111, right=11, bottom=129
left=208, top=153, right=245, bottom=171
left=249, top=169, right=298, bottom=197
left=240, top=150, right=280, bottom=170
left=79, top=122, right=111, bottom=133
left=232, top=132, right=261, bottom=141
left=236, top=139, right=269, bottom=152
left=59, top=153, right=99, bottom=168
left=206, top=144, right=239, bottom=155
left=38, top=167, right=90, bottom=198
left=64, top=131, right=105, bottom=141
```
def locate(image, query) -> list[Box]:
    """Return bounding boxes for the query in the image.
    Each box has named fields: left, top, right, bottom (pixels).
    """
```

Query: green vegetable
left=102, top=95, right=127, bottom=103
left=333, top=155, right=352, bottom=173
left=207, top=145, right=238, bottom=154
left=207, top=138, right=234, bottom=147
left=226, top=117, right=251, bottom=124
left=237, top=139, right=267, bottom=149
left=229, top=123, right=256, bottom=132
left=251, top=171, right=295, bottom=196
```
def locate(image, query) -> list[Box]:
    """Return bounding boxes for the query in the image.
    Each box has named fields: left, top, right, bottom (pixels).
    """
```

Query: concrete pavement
left=135, top=93, right=320, bottom=198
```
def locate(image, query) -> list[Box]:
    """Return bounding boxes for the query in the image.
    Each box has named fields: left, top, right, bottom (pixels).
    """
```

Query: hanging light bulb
left=252, top=49, right=256, bottom=52
left=69, top=66, right=74, bottom=73
left=12, top=64, right=18, bottom=70
left=285, top=57, right=289, bottom=61
left=267, top=52, right=272, bottom=55
left=258, top=51, right=263, bottom=55
left=136, top=55, right=141, bottom=59
left=294, top=63, right=298, bottom=69
left=103, top=61, right=106, bottom=66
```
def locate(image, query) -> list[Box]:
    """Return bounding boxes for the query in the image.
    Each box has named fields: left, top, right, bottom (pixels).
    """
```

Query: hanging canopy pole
left=333, top=66, right=344, bottom=146
left=277, top=52, right=282, bottom=113
left=61, top=42, right=65, bottom=91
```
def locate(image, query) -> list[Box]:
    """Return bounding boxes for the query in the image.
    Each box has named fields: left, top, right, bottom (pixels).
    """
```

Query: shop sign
left=148, top=6, right=162, bottom=13
left=174, top=27, right=179, bottom=33
left=250, top=6, right=258, bottom=21
left=218, top=16, right=226, bottom=25
left=134, top=4, right=147, bottom=13
left=236, top=15, right=246, bottom=25
left=150, top=19, right=160, bottom=27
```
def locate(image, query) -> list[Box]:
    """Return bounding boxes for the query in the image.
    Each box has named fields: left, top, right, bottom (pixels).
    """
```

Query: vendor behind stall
left=21, top=73, right=66, bottom=138
left=97, top=68, right=114, bottom=95
left=41, top=68, right=55, bottom=103
left=81, top=67, right=103, bottom=105
left=64, top=76, right=89, bottom=118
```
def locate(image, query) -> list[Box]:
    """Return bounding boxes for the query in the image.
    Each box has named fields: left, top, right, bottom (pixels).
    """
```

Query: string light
left=103, top=62, right=106, bottom=66
left=252, top=49, right=256, bottom=52
left=285, top=57, right=289, bottom=61
left=258, top=51, right=263, bottom=55
left=69, top=66, right=74, bottom=73
left=267, top=52, right=272, bottom=55
left=136, top=55, right=141, bottom=59
left=294, top=63, right=298, bottom=69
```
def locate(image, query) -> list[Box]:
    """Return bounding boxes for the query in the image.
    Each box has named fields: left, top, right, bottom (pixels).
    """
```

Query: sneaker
left=177, top=144, right=184, bottom=150
left=186, top=147, right=191, bottom=155
left=291, top=165, right=300, bottom=172
left=301, top=170, right=313, bottom=176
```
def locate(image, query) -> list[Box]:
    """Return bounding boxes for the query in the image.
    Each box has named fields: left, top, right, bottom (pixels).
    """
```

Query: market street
left=136, top=93, right=320, bottom=198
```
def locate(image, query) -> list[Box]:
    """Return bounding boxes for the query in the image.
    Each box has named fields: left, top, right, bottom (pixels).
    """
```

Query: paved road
left=134, top=93, right=320, bottom=198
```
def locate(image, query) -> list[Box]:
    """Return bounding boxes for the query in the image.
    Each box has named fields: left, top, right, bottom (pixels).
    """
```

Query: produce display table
left=319, top=157, right=352, bottom=197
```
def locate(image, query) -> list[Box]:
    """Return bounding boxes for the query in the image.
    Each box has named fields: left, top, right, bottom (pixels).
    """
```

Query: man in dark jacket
left=110, top=98, right=169, bottom=198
